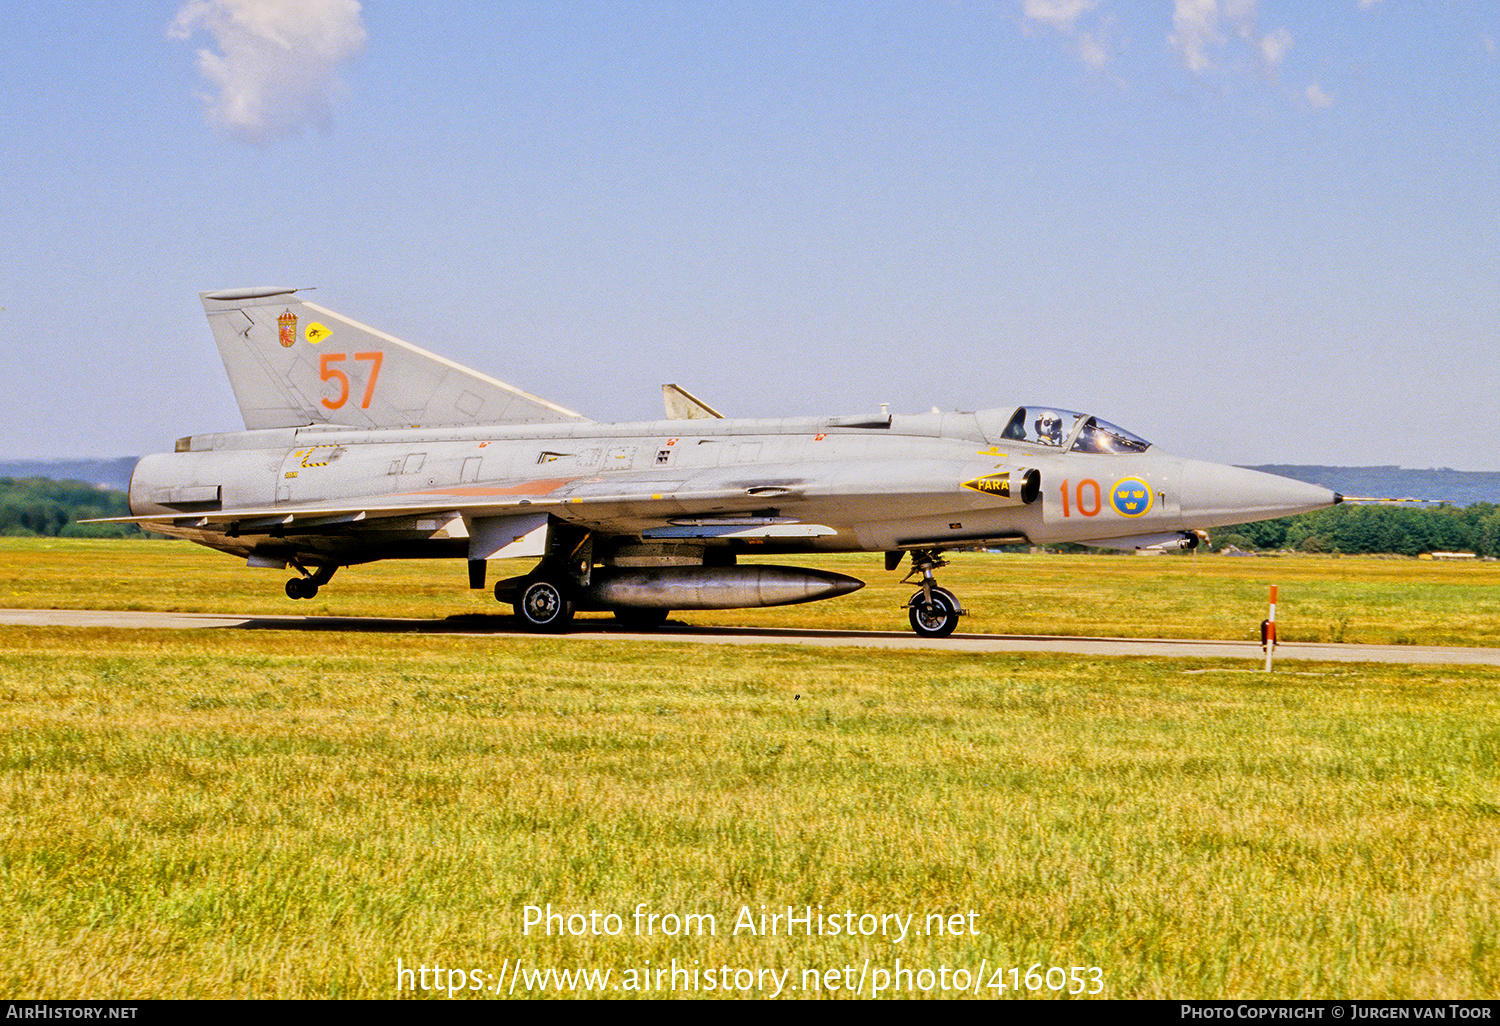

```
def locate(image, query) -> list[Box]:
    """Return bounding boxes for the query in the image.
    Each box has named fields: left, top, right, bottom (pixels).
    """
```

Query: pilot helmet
left=1035, top=411, right=1061, bottom=438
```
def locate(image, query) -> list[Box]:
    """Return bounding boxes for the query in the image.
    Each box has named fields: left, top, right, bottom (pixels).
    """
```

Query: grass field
left=2, top=540, right=1498, bottom=999
left=5, top=537, right=1500, bottom=646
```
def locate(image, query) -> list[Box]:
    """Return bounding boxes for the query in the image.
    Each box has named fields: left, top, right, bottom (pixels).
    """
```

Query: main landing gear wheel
left=908, top=587, right=961, bottom=638
left=515, top=578, right=575, bottom=631
left=285, top=577, right=318, bottom=600
left=613, top=608, right=670, bottom=630
left=284, top=562, right=336, bottom=601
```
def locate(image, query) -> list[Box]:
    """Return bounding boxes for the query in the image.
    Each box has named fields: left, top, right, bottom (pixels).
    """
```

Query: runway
left=4, top=607, right=1499, bottom=666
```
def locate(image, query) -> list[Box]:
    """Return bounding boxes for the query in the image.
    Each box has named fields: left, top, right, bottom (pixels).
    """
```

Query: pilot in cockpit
left=1034, top=410, right=1064, bottom=446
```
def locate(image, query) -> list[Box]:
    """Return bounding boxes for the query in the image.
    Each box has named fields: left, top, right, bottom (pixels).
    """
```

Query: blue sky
left=1, top=2, right=1495, bottom=468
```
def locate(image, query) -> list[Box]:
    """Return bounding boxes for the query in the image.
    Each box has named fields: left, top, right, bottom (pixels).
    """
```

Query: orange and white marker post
left=1263, top=585, right=1278, bottom=672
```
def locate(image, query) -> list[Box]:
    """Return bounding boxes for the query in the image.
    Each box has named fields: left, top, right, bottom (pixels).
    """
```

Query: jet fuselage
left=131, top=408, right=1336, bottom=567
left=97, top=287, right=1342, bottom=636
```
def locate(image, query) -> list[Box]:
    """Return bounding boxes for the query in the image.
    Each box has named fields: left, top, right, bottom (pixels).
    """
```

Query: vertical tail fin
left=200, top=288, right=587, bottom=430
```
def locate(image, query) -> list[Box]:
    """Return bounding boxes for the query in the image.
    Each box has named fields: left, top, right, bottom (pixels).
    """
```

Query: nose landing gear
left=900, top=549, right=964, bottom=638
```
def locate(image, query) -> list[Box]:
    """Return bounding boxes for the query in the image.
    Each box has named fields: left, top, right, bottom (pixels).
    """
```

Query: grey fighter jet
left=95, top=288, right=1341, bottom=637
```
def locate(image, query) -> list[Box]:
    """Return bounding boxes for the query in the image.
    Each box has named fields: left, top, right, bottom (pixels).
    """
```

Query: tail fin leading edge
left=201, top=288, right=586, bottom=430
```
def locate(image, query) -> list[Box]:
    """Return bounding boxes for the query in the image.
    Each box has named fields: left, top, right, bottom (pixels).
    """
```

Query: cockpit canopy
left=999, top=407, right=1151, bottom=454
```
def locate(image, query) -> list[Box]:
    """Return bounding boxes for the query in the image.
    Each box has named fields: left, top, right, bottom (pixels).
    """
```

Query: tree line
left=1215, top=502, right=1500, bottom=557
left=0, top=479, right=139, bottom=538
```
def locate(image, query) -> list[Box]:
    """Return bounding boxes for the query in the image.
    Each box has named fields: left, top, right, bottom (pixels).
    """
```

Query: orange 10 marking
left=1057, top=479, right=1102, bottom=517
left=319, top=351, right=384, bottom=410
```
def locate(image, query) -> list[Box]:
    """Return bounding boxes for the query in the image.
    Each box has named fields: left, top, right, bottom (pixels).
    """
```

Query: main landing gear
left=499, top=525, right=593, bottom=632
left=285, top=562, right=336, bottom=600
left=900, top=549, right=965, bottom=638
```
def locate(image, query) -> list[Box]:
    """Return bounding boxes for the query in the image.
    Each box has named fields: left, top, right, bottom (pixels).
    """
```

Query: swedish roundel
left=1110, top=477, right=1154, bottom=518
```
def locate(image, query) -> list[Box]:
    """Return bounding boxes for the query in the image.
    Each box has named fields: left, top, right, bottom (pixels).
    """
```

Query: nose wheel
left=909, top=586, right=962, bottom=637
left=901, top=549, right=964, bottom=638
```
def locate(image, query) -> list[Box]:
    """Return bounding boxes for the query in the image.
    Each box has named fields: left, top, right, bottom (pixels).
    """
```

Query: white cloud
left=1022, top=0, right=1098, bottom=33
left=1019, top=0, right=1114, bottom=69
left=1260, top=27, right=1293, bottom=66
left=1168, top=0, right=1228, bottom=73
left=1221, top=0, right=1260, bottom=41
left=1168, top=1, right=1297, bottom=78
left=1016, top=2, right=1325, bottom=102
left=169, top=0, right=367, bottom=144
left=1077, top=32, right=1109, bottom=69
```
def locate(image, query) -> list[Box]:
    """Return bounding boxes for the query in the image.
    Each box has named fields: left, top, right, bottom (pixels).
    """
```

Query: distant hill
left=0, top=458, right=136, bottom=492
left=1243, top=466, right=1500, bottom=507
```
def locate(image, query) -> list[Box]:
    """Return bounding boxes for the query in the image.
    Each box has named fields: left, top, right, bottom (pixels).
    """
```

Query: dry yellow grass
left=4, top=537, right=1500, bottom=645
left=1, top=619, right=1497, bottom=999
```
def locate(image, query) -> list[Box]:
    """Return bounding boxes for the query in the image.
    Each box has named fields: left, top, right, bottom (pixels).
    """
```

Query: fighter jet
left=93, top=288, right=1341, bottom=637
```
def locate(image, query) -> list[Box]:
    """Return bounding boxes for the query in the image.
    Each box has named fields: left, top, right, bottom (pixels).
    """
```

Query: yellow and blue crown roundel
left=1110, top=477, right=1154, bottom=518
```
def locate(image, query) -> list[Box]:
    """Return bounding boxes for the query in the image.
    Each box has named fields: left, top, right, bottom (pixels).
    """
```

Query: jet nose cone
left=1178, top=460, right=1340, bottom=529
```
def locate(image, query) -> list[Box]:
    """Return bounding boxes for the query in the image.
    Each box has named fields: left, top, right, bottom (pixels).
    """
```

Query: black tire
left=908, top=587, right=961, bottom=638
left=285, top=578, right=308, bottom=600
left=514, top=578, right=574, bottom=631
left=613, top=608, right=669, bottom=630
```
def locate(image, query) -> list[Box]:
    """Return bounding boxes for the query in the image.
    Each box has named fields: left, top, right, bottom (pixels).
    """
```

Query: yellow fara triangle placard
left=961, top=472, right=1011, bottom=497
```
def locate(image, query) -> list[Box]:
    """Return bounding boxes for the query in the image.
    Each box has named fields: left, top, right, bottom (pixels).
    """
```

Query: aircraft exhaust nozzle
left=1019, top=468, right=1041, bottom=504
left=585, top=565, right=864, bottom=610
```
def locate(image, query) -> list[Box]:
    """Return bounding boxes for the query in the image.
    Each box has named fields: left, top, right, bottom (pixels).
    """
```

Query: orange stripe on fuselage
left=398, top=478, right=575, bottom=498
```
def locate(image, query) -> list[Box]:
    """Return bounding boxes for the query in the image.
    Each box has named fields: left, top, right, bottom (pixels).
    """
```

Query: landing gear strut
left=900, top=549, right=964, bottom=638
left=285, top=562, right=337, bottom=600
